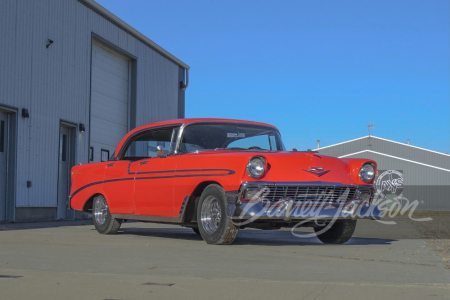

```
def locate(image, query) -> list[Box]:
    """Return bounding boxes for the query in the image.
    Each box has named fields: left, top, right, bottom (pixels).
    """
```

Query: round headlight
left=246, top=157, right=266, bottom=178
left=359, top=163, right=375, bottom=182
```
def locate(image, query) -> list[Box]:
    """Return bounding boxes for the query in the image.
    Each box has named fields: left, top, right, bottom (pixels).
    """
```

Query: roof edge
left=315, top=135, right=449, bottom=157
left=313, top=136, right=369, bottom=151
left=80, top=0, right=190, bottom=70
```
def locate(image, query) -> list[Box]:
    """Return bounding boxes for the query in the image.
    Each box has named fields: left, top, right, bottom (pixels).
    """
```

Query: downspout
left=180, top=69, right=189, bottom=90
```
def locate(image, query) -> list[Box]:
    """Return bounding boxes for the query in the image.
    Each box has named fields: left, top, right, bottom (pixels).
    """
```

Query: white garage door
left=90, top=40, right=129, bottom=162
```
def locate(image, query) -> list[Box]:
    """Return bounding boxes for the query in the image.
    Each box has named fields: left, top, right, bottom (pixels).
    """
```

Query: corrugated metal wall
left=0, top=0, right=185, bottom=210
left=316, top=136, right=450, bottom=210
left=316, top=137, right=450, bottom=170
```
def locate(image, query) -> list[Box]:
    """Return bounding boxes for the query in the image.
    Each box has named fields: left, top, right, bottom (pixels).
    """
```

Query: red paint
left=70, top=119, right=376, bottom=219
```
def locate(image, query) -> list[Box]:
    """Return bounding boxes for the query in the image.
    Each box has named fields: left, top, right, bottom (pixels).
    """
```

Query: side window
left=122, top=127, right=178, bottom=161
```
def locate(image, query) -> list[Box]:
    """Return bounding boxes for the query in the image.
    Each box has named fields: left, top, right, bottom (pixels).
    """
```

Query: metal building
left=0, top=0, right=189, bottom=222
left=315, top=136, right=450, bottom=211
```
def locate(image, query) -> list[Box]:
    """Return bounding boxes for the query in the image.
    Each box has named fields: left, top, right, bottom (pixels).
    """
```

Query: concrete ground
left=0, top=218, right=449, bottom=300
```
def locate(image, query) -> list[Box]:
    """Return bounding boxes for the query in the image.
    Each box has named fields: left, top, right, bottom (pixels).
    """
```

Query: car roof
left=114, top=118, right=278, bottom=157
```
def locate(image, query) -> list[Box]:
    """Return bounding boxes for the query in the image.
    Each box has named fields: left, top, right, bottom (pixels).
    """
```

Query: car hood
left=258, top=151, right=353, bottom=184
left=185, top=150, right=365, bottom=185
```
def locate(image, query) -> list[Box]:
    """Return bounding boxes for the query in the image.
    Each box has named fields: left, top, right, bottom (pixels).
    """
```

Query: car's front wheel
left=92, top=194, right=122, bottom=234
left=314, top=219, right=356, bottom=244
left=197, top=184, right=238, bottom=245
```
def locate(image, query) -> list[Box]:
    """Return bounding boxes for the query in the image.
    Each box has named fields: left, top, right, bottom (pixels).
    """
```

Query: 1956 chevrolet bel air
left=70, top=118, right=383, bottom=245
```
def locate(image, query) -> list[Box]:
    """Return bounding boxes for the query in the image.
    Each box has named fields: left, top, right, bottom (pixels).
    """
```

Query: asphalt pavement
left=0, top=218, right=449, bottom=300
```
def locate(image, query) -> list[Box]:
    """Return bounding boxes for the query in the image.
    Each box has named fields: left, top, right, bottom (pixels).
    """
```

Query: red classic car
left=70, top=118, right=382, bottom=244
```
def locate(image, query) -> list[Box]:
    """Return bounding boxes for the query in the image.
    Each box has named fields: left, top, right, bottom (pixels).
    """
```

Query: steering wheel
left=248, top=146, right=263, bottom=150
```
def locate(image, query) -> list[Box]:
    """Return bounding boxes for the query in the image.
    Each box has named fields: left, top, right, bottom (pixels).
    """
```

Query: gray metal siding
left=0, top=0, right=186, bottom=209
left=340, top=152, right=450, bottom=211
left=338, top=152, right=450, bottom=186
left=134, top=42, right=180, bottom=128
left=317, top=137, right=450, bottom=170
left=317, top=138, right=450, bottom=211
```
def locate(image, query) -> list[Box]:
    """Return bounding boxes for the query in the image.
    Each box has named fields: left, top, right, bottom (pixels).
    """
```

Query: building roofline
left=314, top=135, right=449, bottom=157
left=80, top=0, right=190, bottom=70
left=313, top=136, right=368, bottom=151
left=339, top=150, right=450, bottom=172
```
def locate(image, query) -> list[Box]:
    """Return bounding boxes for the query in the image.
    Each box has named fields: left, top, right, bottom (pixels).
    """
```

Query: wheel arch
left=182, top=181, right=222, bottom=223
left=83, top=193, right=104, bottom=214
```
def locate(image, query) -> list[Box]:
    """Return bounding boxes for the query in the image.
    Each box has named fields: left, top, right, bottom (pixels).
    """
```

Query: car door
left=125, top=126, right=179, bottom=217
left=103, top=160, right=135, bottom=214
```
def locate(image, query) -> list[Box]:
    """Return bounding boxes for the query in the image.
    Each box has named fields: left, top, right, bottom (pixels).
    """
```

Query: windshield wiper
left=215, top=147, right=248, bottom=151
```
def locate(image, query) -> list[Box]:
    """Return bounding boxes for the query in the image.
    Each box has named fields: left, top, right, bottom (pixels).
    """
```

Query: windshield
left=179, top=122, right=285, bottom=153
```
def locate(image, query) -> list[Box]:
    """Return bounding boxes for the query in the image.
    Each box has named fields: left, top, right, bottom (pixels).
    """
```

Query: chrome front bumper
left=226, top=181, right=383, bottom=222
left=232, top=200, right=383, bottom=221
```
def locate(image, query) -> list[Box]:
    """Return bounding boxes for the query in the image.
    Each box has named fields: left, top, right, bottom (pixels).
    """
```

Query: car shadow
left=118, top=227, right=396, bottom=246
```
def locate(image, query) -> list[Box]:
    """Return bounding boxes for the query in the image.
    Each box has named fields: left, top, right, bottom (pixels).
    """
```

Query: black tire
left=196, top=184, right=239, bottom=245
left=192, top=227, right=201, bottom=235
left=314, top=219, right=357, bottom=244
left=92, top=195, right=122, bottom=234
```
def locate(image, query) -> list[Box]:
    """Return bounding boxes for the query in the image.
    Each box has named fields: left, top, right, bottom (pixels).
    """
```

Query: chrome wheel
left=94, top=197, right=108, bottom=226
left=200, top=195, right=222, bottom=235
left=196, top=184, right=239, bottom=244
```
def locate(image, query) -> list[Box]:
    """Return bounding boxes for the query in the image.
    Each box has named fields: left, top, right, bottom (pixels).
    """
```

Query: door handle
left=107, top=163, right=115, bottom=167
left=140, top=161, right=148, bottom=165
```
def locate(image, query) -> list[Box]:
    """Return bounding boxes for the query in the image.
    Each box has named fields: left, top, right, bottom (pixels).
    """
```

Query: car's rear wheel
left=314, top=219, right=356, bottom=244
left=197, top=184, right=238, bottom=245
left=92, top=194, right=122, bottom=234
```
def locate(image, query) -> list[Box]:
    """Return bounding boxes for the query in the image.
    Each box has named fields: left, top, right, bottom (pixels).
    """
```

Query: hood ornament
left=302, top=167, right=330, bottom=177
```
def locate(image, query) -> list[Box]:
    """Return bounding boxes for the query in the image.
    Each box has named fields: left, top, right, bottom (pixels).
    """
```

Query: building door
left=57, top=124, right=75, bottom=220
left=0, top=112, right=8, bottom=221
left=90, top=40, right=130, bottom=162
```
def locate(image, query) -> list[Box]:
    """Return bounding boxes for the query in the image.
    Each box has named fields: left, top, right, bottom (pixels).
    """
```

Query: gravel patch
left=409, top=214, right=450, bottom=269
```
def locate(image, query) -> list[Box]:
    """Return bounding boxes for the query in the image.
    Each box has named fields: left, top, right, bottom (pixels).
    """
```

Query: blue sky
left=96, top=0, right=449, bottom=153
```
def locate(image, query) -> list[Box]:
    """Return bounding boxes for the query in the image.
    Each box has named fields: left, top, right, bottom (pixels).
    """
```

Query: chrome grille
left=263, top=185, right=357, bottom=203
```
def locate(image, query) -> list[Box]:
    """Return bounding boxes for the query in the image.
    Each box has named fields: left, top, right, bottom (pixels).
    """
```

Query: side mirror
left=156, top=145, right=167, bottom=158
left=292, top=148, right=297, bottom=152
